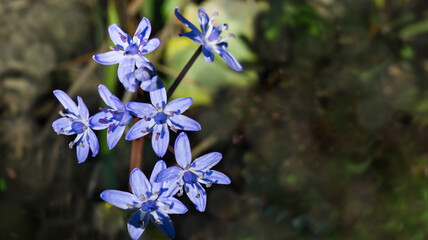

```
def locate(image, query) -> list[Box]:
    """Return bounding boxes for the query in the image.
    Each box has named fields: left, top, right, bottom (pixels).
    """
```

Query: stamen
left=170, top=112, right=175, bottom=117
left=56, top=129, right=63, bottom=135
left=108, top=124, right=115, bottom=133
left=164, top=204, right=170, bottom=211
left=155, top=219, right=163, bottom=225
left=155, top=132, right=160, bottom=141
left=170, top=125, right=177, bottom=133
left=69, top=141, right=75, bottom=149
left=206, top=182, right=212, bottom=188
left=120, top=34, right=127, bottom=43
left=80, top=142, right=85, bottom=147
left=98, top=118, right=109, bottom=124
left=155, top=103, right=160, bottom=111
left=140, top=194, right=146, bottom=200
left=185, top=164, right=191, bottom=170
left=126, top=204, right=134, bottom=209
left=59, top=110, right=66, bottom=117
left=99, top=107, right=109, bottom=113
left=140, top=39, right=148, bottom=45
left=196, top=193, right=200, bottom=198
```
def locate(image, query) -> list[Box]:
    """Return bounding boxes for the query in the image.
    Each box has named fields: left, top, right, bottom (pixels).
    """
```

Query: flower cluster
left=52, top=7, right=240, bottom=239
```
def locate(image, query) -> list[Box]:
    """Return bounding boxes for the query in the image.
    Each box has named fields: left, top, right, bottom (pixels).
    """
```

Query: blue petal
left=109, top=95, right=126, bottom=111
left=150, top=160, right=167, bottom=193
left=77, top=96, right=89, bottom=120
left=124, top=71, right=139, bottom=93
left=198, top=8, right=209, bottom=33
left=76, top=139, right=90, bottom=163
left=202, top=44, right=214, bottom=62
left=118, top=58, right=136, bottom=90
left=149, top=87, right=167, bottom=109
left=169, top=115, right=201, bottom=131
left=155, top=166, right=181, bottom=182
left=159, top=197, right=188, bottom=214
left=150, top=210, right=175, bottom=238
left=202, top=170, right=231, bottom=185
left=136, top=56, right=150, bottom=68
left=174, top=132, right=192, bottom=169
left=52, top=117, right=73, bottom=135
left=100, top=190, right=140, bottom=210
left=108, top=23, right=128, bottom=47
left=124, top=119, right=155, bottom=141
left=53, top=90, right=78, bottom=114
left=87, top=129, right=99, bottom=157
left=97, top=84, right=115, bottom=108
left=178, top=31, right=204, bottom=44
left=213, top=44, right=243, bottom=71
left=130, top=168, right=151, bottom=199
left=133, top=17, right=151, bottom=44
left=192, top=152, right=222, bottom=171
left=174, top=7, right=201, bottom=34
left=151, top=124, right=169, bottom=157
left=93, top=51, right=124, bottom=65
left=89, top=112, right=110, bottom=130
left=140, top=75, right=164, bottom=92
left=185, top=182, right=207, bottom=212
left=127, top=210, right=149, bottom=240
left=141, top=38, right=160, bottom=54
left=126, top=102, right=155, bottom=118
left=164, top=97, right=193, bottom=114
left=107, top=125, right=124, bottom=149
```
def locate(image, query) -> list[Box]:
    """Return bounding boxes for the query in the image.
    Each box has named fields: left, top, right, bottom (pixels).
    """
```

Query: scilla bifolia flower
left=90, top=85, right=133, bottom=149
left=52, top=90, right=99, bottom=163
left=125, top=87, right=201, bottom=157
left=155, top=132, right=231, bottom=212
left=175, top=7, right=243, bottom=71
left=93, top=18, right=161, bottom=92
left=100, top=161, right=187, bottom=239
left=125, top=62, right=164, bottom=92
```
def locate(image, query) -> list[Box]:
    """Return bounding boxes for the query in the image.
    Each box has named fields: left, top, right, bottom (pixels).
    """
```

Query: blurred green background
left=1, top=0, right=427, bottom=239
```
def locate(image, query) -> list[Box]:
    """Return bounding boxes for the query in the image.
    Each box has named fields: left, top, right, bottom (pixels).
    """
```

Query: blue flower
left=125, top=87, right=201, bottom=157
left=175, top=7, right=243, bottom=71
left=155, top=132, right=231, bottom=212
left=93, top=18, right=161, bottom=92
left=89, top=85, right=133, bottom=149
left=125, top=62, right=164, bottom=92
left=100, top=161, right=187, bottom=239
left=52, top=90, right=99, bottom=163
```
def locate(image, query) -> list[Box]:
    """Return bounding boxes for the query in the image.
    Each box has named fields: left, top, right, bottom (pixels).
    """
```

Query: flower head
left=125, top=62, right=164, bottom=92
left=52, top=90, right=99, bottom=163
left=100, top=161, right=187, bottom=239
left=125, top=87, right=201, bottom=157
left=155, top=132, right=231, bottom=212
left=93, top=18, right=161, bottom=92
left=89, top=85, right=133, bottom=149
left=175, top=7, right=243, bottom=71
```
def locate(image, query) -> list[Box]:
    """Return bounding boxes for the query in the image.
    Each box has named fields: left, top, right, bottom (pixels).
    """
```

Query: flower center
left=183, top=171, right=197, bottom=184
left=71, top=121, right=86, bottom=134
left=140, top=200, right=157, bottom=212
left=125, top=43, right=140, bottom=55
left=154, top=112, right=168, bottom=124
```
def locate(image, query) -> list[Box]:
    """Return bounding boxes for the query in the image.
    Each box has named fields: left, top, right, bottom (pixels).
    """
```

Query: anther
left=139, top=194, right=146, bottom=200
left=155, top=219, right=163, bottom=225
left=98, top=118, right=109, bottom=124
left=206, top=183, right=212, bottom=188
left=155, top=132, right=160, bottom=141
left=196, top=194, right=200, bottom=198
left=126, top=204, right=134, bottom=209
left=164, top=204, right=170, bottom=211
left=69, top=141, right=75, bottom=149
left=170, top=125, right=177, bottom=133
left=56, top=129, right=63, bottom=135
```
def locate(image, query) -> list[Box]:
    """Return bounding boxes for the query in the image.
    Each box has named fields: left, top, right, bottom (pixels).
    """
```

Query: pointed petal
left=133, top=17, right=151, bottom=44
left=118, top=58, right=136, bottom=89
left=52, top=117, right=73, bottom=135
left=126, top=102, right=155, bottom=118
left=202, top=170, right=231, bottom=185
left=174, top=132, right=192, bottom=169
left=150, top=160, right=167, bottom=193
left=175, top=7, right=200, bottom=33
left=108, top=23, right=128, bottom=46
left=164, top=97, right=193, bottom=114
left=124, top=119, right=155, bottom=140
left=214, top=44, right=243, bottom=71
left=151, top=124, right=169, bottom=157
left=109, top=95, right=125, bottom=111
left=87, top=129, right=99, bottom=157
left=178, top=31, right=204, bottom=44
left=97, top=84, right=115, bottom=108
left=136, top=56, right=150, bottom=68
left=89, top=112, right=110, bottom=130
left=185, top=182, right=207, bottom=212
left=140, top=76, right=164, bottom=92
left=130, top=168, right=151, bottom=199
left=93, top=51, right=124, bottom=65
left=198, top=8, right=209, bottom=33
left=77, top=96, right=89, bottom=120
left=76, top=140, right=90, bottom=164
left=149, top=87, right=167, bottom=109
left=160, top=197, right=188, bottom=214
left=53, top=90, right=78, bottom=114
left=127, top=210, right=149, bottom=240
left=107, top=125, right=125, bottom=149
left=202, top=44, right=214, bottom=62
left=141, top=38, right=160, bottom=54
left=155, top=166, right=181, bottom=182
left=150, top=210, right=175, bottom=238
left=192, top=152, right=222, bottom=171
left=100, top=190, right=140, bottom=210
left=169, top=115, right=201, bottom=131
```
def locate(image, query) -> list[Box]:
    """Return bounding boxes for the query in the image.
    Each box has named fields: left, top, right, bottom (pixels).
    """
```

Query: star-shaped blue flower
left=100, top=161, right=187, bottom=239
left=93, top=17, right=161, bottom=92
left=125, top=87, right=201, bottom=157
left=52, top=90, right=99, bottom=163
left=89, top=85, right=133, bottom=149
left=155, top=132, right=231, bottom=212
left=175, top=7, right=243, bottom=71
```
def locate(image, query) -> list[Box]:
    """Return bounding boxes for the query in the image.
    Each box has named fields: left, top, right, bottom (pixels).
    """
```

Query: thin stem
left=129, top=88, right=145, bottom=176
left=167, top=46, right=202, bottom=99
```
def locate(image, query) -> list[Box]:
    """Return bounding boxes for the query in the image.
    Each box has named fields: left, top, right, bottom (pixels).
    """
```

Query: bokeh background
left=1, top=0, right=428, bottom=239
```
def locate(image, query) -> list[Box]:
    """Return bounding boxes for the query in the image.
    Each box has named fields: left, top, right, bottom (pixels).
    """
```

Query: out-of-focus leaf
left=0, top=177, right=6, bottom=191
left=400, top=45, right=414, bottom=59
left=400, top=19, right=428, bottom=39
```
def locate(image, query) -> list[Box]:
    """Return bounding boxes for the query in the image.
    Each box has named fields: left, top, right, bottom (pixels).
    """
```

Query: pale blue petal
left=107, top=125, right=124, bottom=149
left=89, top=112, right=110, bottom=130
left=175, top=7, right=200, bottom=33
left=141, top=38, right=160, bottom=54
left=160, top=197, right=188, bottom=214
left=76, top=140, right=89, bottom=164
left=174, top=132, right=192, bottom=169
left=108, top=23, right=128, bottom=46
left=151, top=124, right=169, bottom=157
left=164, top=97, right=193, bottom=114
left=150, top=160, right=167, bottom=193
left=213, top=44, right=243, bottom=71
left=185, top=182, right=206, bottom=212
left=87, top=129, right=99, bottom=157
left=198, top=8, right=209, bottom=33
left=192, top=152, right=222, bottom=171
left=133, top=17, right=151, bottom=44
left=124, top=119, right=155, bottom=141
left=97, top=84, right=115, bottom=108
left=169, top=115, right=201, bottom=131
left=52, top=117, right=73, bottom=135
left=109, top=95, right=125, bottom=111
left=150, top=210, right=175, bottom=238
left=202, top=44, right=214, bottom=62
left=136, top=56, right=150, bottom=68
left=126, top=102, right=155, bottom=118
left=130, top=168, right=151, bottom=199
left=77, top=96, right=89, bottom=120
left=202, top=170, right=231, bottom=185
left=178, top=31, right=204, bottom=44
left=100, top=190, right=140, bottom=210
left=155, top=166, right=181, bottom=182
left=127, top=210, right=149, bottom=240
left=140, top=75, right=164, bottom=92
left=149, top=87, right=167, bottom=109
left=93, top=51, right=124, bottom=65
left=118, top=58, right=136, bottom=89
left=53, top=90, right=78, bottom=114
